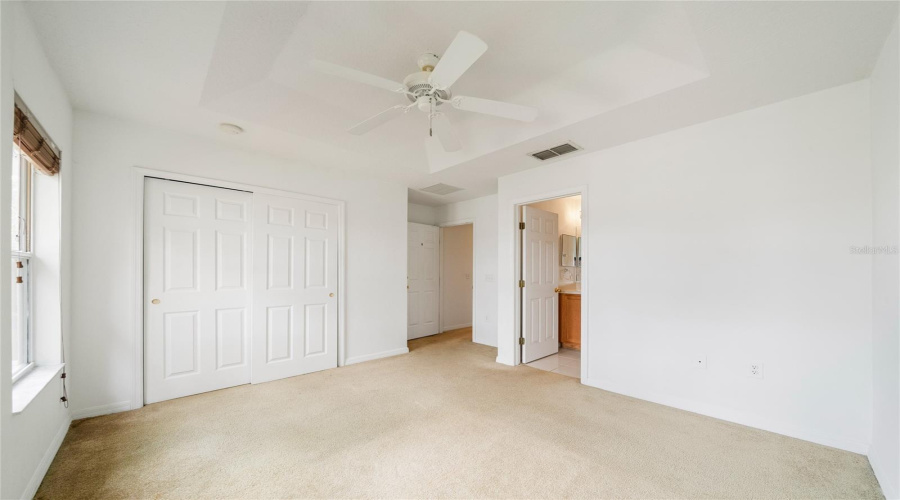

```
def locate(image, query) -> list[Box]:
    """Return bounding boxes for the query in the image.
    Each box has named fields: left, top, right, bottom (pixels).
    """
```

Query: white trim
left=20, top=413, right=70, bottom=500
left=344, top=347, right=409, bottom=366
left=70, top=401, right=132, bottom=421
left=508, top=187, right=588, bottom=379
left=11, top=363, right=64, bottom=414
left=438, top=218, right=476, bottom=343
left=583, top=376, right=870, bottom=455
left=10, top=361, right=34, bottom=385
left=131, top=167, right=347, bottom=409
left=870, top=450, right=899, bottom=500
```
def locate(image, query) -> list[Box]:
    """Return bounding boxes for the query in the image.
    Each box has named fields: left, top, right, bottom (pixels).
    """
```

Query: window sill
left=12, top=363, right=64, bottom=414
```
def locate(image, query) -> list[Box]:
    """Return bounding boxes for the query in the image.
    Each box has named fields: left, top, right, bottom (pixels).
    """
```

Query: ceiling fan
left=310, top=31, right=539, bottom=152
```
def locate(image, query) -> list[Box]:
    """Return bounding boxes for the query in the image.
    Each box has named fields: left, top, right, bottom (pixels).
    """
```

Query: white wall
left=436, top=195, right=498, bottom=347
left=0, top=3, right=73, bottom=498
left=496, top=81, right=874, bottom=453
left=68, top=110, right=408, bottom=416
left=441, top=224, right=473, bottom=331
left=870, top=19, right=900, bottom=500
left=408, top=203, right=437, bottom=225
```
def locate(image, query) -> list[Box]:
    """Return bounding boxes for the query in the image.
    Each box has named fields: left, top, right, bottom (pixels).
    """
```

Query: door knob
left=329, top=293, right=334, bottom=297
left=151, top=299, right=160, bottom=304
left=554, top=288, right=561, bottom=293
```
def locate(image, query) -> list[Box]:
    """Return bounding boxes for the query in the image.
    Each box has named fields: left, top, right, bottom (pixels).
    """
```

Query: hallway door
left=408, top=222, right=440, bottom=339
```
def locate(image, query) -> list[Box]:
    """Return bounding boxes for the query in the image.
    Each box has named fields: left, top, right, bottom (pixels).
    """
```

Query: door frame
left=511, top=186, right=588, bottom=380
left=131, top=167, right=346, bottom=409
left=438, top=219, right=476, bottom=340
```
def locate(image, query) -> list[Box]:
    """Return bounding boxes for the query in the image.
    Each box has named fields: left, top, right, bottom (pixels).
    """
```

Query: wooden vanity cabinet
left=559, top=293, right=581, bottom=350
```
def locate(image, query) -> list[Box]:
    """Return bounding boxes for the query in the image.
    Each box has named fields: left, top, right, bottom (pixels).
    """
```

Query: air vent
left=419, top=183, right=464, bottom=196
left=530, top=141, right=582, bottom=161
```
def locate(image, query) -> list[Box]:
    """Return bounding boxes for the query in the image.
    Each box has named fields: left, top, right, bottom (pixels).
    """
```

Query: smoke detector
left=218, top=123, right=244, bottom=135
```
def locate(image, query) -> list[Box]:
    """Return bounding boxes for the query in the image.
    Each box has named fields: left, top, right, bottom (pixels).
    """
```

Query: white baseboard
left=344, top=347, right=409, bottom=366
left=21, top=414, right=70, bottom=500
left=473, top=338, right=497, bottom=348
left=441, top=323, right=472, bottom=332
left=582, top=377, right=870, bottom=455
left=870, top=448, right=899, bottom=500
left=71, top=401, right=132, bottom=420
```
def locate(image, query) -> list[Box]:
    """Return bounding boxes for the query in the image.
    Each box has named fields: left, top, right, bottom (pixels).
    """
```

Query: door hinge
left=519, top=337, right=525, bottom=345
left=519, top=222, right=525, bottom=230
left=518, top=279, right=525, bottom=288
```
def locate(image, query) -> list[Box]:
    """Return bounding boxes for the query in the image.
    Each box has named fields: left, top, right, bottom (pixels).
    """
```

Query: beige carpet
left=37, top=328, right=882, bottom=499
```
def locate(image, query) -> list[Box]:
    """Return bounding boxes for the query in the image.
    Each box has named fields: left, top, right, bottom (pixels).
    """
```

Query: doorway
left=440, top=224, right=474, bottom=335
left=518, top=194, right=582, bottom=379
left=406, top=221, right=475, bottom=343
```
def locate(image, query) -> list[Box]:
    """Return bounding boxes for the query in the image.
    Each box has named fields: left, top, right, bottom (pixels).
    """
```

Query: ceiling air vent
left=530, top=142, right=582, bottom=161
left=419, top=183, right=464, bottom=196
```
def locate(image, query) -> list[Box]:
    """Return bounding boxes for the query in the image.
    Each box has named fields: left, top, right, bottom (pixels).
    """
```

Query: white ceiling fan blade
left=428, top=31, right=488, bottom=90
left=310, top=59, right=406, bottom=93
left=431, top=113, right=461, bottom=152
left=348, top=105, right=408, bottom=135
left=451, top=95, right=539, bottom=122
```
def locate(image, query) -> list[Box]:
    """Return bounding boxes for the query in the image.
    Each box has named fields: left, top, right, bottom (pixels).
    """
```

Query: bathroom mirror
left=576, top=236, right=582, bottom=267
left=561, top=234, right=577, bottom=267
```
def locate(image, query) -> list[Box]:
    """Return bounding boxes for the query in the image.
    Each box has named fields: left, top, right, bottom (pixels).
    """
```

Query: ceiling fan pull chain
left=429, top=97, right=434, bottom=137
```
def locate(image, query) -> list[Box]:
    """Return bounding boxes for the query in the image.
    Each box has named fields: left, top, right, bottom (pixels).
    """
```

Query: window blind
left=13, top=104, right=60, bottom=176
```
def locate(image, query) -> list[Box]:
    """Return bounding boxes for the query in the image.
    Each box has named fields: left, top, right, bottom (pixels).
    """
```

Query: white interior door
left=144, top=178, right=252, bottom=404
left=251, top=193, right=339, bottom=383
left=521, top=205, right=559, bottom=363
left=408, top=222, right=439, bottom=340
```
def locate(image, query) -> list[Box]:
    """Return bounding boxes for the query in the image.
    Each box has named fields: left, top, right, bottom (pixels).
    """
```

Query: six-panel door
left=521, top=205, right=560, bottom=363
left=407, top=223, right=439, bottom=340
left=144, top=178, right=252, bottom=404
left=250, top=193, right=339, bottom=384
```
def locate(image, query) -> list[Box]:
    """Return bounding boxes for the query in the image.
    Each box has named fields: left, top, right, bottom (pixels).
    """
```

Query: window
left=11, top=143, right=33, bottom=380
left=10, top=99, right=61, bottom=384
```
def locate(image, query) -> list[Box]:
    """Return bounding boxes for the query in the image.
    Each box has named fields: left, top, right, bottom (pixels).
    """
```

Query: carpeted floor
left=37, top=328, right=882, bottom=499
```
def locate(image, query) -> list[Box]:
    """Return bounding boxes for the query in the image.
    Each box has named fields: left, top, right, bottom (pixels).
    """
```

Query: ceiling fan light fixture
left=417, top=53, right=439, bottom=72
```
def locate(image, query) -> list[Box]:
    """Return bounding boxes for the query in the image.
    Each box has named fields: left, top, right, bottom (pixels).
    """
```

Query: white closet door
left=521, top=205, right=559, bottom=363
left=407, top=222, right=439, bottom=340
left=251, top=193, right=339, bottom=383
left=144, top=178, right=252, bottom=404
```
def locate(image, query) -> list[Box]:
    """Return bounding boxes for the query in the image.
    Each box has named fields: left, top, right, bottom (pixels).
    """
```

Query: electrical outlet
left=748, top=363, right=764, bottom=379
left=694, top=356, right=707, bottom=369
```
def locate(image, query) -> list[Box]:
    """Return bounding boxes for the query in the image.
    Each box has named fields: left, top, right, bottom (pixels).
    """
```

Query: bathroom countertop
left=559, top=283, right=581, bottom=294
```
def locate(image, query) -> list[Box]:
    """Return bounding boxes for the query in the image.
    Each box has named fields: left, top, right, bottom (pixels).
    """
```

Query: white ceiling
left=26, top=1, right=898, bottom=206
